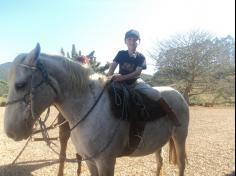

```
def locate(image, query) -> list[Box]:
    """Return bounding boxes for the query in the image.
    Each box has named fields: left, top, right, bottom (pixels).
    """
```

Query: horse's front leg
left=57, top=113, right=82, bottom=176
left=155, top=149, right=163, bottom=176
left=96, top=158, right=116, bottom=176
left=76, top=153, right=82, bottom=175
left=57, top=113, right=71, bottom=176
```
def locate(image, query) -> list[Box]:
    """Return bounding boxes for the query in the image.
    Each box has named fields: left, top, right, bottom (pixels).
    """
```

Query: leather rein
left=5, top=59, right=106, bottom=131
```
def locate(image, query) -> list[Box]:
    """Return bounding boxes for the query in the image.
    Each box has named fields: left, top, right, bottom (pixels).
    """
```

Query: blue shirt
left=113, top=50, right=146, bottom=84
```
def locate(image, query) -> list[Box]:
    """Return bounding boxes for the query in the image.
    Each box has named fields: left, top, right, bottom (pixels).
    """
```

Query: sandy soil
left=0, top=106, right=235, bottom=176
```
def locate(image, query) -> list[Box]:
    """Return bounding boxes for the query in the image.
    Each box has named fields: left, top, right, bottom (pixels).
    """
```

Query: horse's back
left=153, top=86, right=181, bottom=97
left=153, top=86, right=189, bottom=125
left=153, top=86, right=188, bottom=107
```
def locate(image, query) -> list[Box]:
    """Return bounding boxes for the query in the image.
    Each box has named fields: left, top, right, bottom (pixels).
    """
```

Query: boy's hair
left=125, top=29, right=140, bottom=41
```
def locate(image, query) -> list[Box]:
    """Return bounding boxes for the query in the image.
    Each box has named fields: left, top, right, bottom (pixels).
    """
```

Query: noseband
left=6, top=58, right=108, bottom=133
left=5, top=59, right=57, bottom=120
left=6, top=58, right=117, bottom=161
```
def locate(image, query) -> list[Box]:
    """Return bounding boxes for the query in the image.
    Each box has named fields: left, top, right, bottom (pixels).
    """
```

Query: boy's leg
left=134, top=80, right=180, bottom=126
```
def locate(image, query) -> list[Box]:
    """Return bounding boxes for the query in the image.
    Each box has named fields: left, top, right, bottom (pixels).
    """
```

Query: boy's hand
left=106, top=75, right=113, bottom=80
left=112, top=74, right=125, bottom=82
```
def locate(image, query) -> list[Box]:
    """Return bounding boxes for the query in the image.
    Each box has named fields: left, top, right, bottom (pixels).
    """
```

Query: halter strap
left=5, top=93, right=30, bottom=106
left=5, top=59, right=58, bottom=127
left=6, top=60, right=57, bottom=106
left=19, top=64, right=37, bottom=70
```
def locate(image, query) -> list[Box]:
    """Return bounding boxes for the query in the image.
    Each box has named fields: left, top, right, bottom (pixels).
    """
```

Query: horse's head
left=4, top=44, right=58, bottom=141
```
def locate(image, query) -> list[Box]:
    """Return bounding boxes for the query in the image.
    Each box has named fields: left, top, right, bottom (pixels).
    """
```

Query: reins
left=69, top=83, right=108, bottom=131
left=8, top=59, right=119, bottom=163
left=6, top=59, right=62, bottom=165
left=11, top=108, right=60, bottom=165
left=5, top=60, right=58, bottom=119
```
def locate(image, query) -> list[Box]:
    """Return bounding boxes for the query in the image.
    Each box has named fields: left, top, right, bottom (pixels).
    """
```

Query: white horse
left=4, top=44, right=189, bottom=176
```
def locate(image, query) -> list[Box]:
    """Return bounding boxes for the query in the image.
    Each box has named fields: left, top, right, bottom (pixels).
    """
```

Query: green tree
left=209, top=36, right=235, bottom=104
left=60, top=44, right=109, bottom=74
left=60, top=48, right=65, bottom=57
left=0, top=80, right=8, bottom=97
left=71, top=44, right=78, bottom=59
left=150, top=30, right=235, bottom=104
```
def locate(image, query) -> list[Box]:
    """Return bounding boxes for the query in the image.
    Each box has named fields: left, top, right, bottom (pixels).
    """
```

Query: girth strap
left=120, top=121, right=146, bottom=156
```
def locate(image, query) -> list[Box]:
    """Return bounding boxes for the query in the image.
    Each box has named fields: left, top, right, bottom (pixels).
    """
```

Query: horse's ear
left=24, top=43, right=41, bottom=66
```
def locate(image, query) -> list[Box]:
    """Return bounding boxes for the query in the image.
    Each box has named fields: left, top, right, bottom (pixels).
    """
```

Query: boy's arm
left=122, top=67, right=142, bottom=80
left=113, top=66, right=142, bottom=82
left=107, top=62, right=118, bottom=76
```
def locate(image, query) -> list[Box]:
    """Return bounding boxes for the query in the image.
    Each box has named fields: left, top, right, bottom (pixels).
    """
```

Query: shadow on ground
left=225, top=171, right=235, bottom=176
left=0, top=158, right=77, bottom=176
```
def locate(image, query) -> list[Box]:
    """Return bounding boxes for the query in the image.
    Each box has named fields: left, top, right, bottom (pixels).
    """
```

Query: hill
left=0, top=62, right=12, bottom=81
left=0, top=80, right=8, bottom=97
left=0, top=62, right=11, bottom=101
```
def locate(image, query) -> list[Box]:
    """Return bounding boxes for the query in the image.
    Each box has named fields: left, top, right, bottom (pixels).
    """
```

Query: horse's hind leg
left=155, top=149, right=163, bottom=176
left=172, top=132, right=187, bottom=176
left=85, top=160, right=99, bottom=176
left=57, top=113, right=70, bottom=176
left=96, top=158, right=116, bottom=176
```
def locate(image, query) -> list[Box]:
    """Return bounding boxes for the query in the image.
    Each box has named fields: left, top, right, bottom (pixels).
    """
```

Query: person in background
left=75, top=55, right=90, bottom=64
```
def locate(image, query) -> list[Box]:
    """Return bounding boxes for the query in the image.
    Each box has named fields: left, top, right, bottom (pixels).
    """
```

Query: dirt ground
left=0, top=106, right=235, bottom=176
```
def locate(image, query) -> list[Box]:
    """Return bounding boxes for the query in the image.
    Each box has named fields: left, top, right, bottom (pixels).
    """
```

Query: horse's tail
left=168, top=137, right=188, bottom=165
left=169, top=137, right=177, bottom=165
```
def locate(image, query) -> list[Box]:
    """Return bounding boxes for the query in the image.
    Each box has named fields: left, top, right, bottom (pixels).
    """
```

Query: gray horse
left=4, top=44, right=189, bottom=176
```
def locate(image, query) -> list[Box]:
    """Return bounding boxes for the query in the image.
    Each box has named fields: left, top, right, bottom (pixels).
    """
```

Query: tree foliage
left=0, top=80, right=8, bottom=97
left=60, top=44, right=109, bottom=74
left=150, top=31, right=235, bottom=104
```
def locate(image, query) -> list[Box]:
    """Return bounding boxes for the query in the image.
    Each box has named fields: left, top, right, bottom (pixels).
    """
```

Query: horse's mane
left=43, top=54, right=107, bottom=93
left=14, top=52, right=106, bottom=93
left=62, top=57, right=91, bottom=92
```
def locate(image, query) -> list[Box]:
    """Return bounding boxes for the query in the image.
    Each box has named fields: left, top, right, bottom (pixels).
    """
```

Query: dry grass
left=0, top=106, right=235, bottom=176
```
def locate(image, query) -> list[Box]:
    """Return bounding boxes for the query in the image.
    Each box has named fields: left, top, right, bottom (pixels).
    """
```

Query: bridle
left=6, top=58, right=119, bottom=162
left=5, top=59, right=58, bottom=121
left=5, top=58, right=107, bottom=131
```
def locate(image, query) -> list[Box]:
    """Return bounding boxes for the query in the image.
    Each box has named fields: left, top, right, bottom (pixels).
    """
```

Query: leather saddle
left=107, top=81, right=167, bottom=122
left=107, top=81, right=167, bottom=155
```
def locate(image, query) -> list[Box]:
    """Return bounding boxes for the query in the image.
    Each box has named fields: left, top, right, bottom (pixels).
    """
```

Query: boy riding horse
left=107, top=29, right=180, bottom=126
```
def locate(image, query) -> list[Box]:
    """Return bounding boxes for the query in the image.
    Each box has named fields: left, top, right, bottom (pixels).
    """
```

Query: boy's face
left=125, top=37, right=139, bottom=51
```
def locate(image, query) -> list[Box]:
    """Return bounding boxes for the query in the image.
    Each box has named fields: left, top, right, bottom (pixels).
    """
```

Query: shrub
left=189, top=96, right=206, bottom=106
left=0, top=97, right=6, bottom=107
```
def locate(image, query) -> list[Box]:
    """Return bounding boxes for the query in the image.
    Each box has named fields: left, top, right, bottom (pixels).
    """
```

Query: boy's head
left=125, top=29, right=140, bottom=41
left=124, top=29, right=140, bottom=51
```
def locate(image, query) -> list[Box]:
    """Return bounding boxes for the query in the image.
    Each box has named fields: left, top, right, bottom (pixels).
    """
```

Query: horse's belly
left=129, top=119, right=173, bottom=156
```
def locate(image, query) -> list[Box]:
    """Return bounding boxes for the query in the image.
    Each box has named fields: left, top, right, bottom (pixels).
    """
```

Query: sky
left=0, top=0, right=235, bottom=74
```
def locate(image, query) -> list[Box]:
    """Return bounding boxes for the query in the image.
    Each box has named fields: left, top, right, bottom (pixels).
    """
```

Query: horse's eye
left=15, top=82, right=26, bottom=90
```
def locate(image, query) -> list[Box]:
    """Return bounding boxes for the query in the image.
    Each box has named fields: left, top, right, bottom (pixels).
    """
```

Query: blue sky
left=0, top=0, right=235, bottom=74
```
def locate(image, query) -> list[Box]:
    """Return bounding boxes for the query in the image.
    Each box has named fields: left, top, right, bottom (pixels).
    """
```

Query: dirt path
left=0, top=106, right=235, bottom=176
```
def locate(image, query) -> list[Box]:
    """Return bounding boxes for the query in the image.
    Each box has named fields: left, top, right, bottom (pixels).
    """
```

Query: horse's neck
left=42, top=54, right=89, bottom=96
left=56, top=80, right=109, bottom=127
left=42, top=55, right=114, bottom=130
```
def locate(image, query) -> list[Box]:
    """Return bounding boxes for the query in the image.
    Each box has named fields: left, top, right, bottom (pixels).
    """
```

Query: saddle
left=107, top=81, right=167, bottom=155
left=107, top=81, right=167, bottom=122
